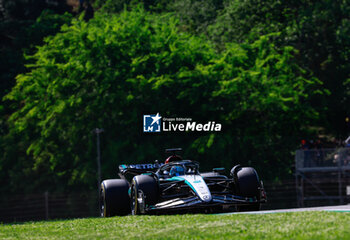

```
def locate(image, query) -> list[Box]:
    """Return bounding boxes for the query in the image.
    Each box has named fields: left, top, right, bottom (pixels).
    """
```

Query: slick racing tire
left=131, top=175, right=158, bottom=215
left=235, top=167, right=261, bottom=212
left=100, top=179, right=130, bottom=217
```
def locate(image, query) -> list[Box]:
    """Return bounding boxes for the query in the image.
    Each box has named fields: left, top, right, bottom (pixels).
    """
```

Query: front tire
left=100, top=179, right=130, bottom=217
left=235, top=167, right=261, bottom=212
left=131, top=175, right=158, bottom=215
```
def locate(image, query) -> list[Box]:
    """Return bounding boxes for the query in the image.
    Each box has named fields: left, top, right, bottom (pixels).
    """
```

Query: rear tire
left=235, top=167, right=261, bottom=212
left=100, top=179, right=130, bottom=217
left=131, top=175, right=158, bottom=215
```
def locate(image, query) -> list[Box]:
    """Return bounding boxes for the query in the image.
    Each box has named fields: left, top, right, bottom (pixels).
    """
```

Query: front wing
left=147, top=194, right=265, bottom=212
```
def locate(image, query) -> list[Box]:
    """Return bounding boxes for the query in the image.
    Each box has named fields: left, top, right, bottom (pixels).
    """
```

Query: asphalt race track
left=221, top=204, right=350, bottom=215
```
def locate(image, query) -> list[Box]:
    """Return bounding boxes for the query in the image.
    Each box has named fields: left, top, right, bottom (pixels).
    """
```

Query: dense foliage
left=1, top=0, right=349, bottom=193
left=209, top=0, right=350, bottom=135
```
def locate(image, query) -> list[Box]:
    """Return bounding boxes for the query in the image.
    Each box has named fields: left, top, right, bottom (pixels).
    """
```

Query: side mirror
left=213, top=167, right=225, bottom=174
left=230, top=165, right=241, bottom=178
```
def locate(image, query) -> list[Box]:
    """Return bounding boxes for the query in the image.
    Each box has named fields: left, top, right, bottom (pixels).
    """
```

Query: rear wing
left=118, top=163, right=164, bottom=178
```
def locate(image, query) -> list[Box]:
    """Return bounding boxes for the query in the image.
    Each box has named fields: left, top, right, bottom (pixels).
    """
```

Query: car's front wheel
left=131, top=175, right=158, bottom=215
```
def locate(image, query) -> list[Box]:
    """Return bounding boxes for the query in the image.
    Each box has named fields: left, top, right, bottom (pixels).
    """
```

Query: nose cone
left=182, top=175, right=212, bottom=202
left=202, top=194, right=212, bottom=202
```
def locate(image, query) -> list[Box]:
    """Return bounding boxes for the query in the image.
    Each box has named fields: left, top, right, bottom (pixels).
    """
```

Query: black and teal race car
left=100, top=148, right=266, bottom=216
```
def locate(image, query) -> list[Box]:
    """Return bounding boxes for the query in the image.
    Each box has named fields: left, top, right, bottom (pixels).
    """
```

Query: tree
left=209, top=0, right=350, bottom=138
left=2, top=7, right=322, bottom=193
left=0, top=2, right=72, bottom=193
left=168, top=0, right=224, bottom=34
left=0, top=3, right=72, bottom=138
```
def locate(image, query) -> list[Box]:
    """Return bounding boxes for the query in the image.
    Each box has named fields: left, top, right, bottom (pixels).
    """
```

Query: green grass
left=1, top=212, right=350, bottom=239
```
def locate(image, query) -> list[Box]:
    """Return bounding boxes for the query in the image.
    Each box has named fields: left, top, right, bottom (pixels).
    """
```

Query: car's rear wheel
left=235, top=167, right=261, bottom=212
left=100, top=179, right=130, bottom=217
left=131, top=175, right=158, bottom=215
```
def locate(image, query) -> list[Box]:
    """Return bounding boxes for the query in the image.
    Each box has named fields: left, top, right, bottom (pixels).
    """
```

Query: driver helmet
left=170, top=165, right=185, bottom=176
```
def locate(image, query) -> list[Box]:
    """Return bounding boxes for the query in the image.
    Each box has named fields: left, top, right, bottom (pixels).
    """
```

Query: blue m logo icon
left=143, top=113, right=161, bottom=132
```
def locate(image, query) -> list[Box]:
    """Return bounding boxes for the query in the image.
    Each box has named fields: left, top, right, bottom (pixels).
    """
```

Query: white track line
left=219, top=204, right=350, bottom=215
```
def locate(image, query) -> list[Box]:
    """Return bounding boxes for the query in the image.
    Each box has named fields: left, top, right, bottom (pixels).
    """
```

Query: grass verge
left=1, top=211, right=350, bottom=239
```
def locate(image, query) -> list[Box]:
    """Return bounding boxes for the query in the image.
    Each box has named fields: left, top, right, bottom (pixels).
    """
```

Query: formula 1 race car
left=100, top=148, right=266, bottom=216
